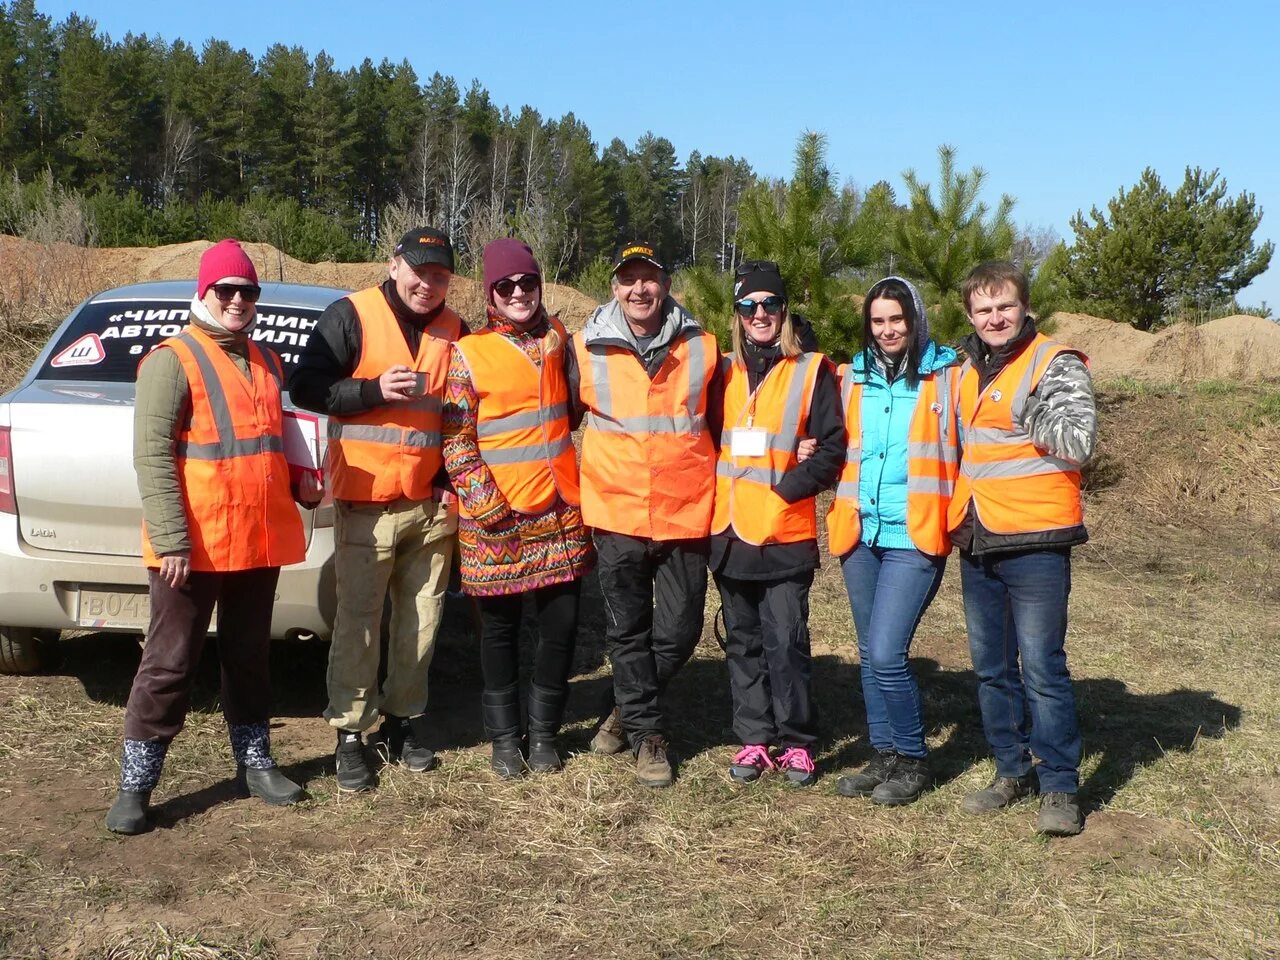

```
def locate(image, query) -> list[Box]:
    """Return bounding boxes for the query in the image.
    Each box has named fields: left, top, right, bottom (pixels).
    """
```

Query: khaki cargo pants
left=324, top=495, right=457, bottom=732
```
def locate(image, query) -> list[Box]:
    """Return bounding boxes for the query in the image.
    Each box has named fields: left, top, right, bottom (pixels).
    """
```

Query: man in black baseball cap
left=290, top=226, right=467, bottom=792
left=562, top=238, right=724, bottom=787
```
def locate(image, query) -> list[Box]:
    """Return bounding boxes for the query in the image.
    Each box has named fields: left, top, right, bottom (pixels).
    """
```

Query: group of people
left=105, top=228, right=1096, bottom=840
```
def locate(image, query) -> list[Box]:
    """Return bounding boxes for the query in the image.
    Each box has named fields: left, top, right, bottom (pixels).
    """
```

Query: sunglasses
left=734, top=259, right=782, bottom=277
left=493, top=274, right=540, bottom=298
left=735, top=296, right=786, bottom=318
left=211, top=283, right=262, bottom=303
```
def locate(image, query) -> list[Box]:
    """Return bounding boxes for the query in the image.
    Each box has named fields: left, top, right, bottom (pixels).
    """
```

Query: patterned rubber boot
left=230, top=722, right=303, bottom=806
left=105, top=739, right=168, bottom=835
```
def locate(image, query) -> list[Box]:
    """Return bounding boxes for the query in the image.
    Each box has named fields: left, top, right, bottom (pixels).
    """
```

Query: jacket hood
left=582, top=295, right=701, bottom=352
left=870, top=275, right=930, bottom=350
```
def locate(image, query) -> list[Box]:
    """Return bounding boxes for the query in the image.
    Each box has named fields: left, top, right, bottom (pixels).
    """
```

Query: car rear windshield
left=36, top=298, right=328, bottom=383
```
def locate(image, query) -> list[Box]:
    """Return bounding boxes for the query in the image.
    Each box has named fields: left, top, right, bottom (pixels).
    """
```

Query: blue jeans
left=841, top=544, right=945, bottom=759
left=960, top=548, right=1081, bottom=793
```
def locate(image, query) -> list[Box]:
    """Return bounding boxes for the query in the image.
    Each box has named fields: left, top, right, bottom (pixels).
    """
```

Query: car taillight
left=0, top=426, right=14, bottom=514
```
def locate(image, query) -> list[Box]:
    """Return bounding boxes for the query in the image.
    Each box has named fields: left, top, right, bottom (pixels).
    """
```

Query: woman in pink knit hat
left=442, top=238, right=593, bottom=778
left=106, top=240, right=322, bottom=835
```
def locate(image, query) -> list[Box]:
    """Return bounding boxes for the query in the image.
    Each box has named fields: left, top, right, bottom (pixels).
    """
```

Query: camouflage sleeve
left=1021, top=353, right=1096, bottom=466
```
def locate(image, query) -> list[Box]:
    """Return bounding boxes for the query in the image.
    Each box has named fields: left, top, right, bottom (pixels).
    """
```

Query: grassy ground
left=1, top=360, right=1278, bottom=957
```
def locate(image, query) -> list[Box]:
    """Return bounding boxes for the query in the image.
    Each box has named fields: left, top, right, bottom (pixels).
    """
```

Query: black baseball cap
left=612, top=240, right=667, bottom=275
left=394, top=227, right=455, bottom=271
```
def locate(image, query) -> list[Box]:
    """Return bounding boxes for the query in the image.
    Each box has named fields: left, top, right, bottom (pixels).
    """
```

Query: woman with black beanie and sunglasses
left=711, top=260, right=843, bottom=787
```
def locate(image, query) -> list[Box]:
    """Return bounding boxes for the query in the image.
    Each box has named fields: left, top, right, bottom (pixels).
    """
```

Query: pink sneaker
left=775, top=746, right=817, bottom=787
left=730, top=744, right=775, bottom=783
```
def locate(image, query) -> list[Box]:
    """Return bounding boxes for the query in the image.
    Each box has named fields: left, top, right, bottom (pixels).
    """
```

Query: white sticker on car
left=50, top=333, right=107, bottom=367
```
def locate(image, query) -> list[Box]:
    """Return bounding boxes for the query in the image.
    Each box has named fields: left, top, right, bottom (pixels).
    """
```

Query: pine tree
left=193, top=39, right=257, bottom=199
left=1066, top=167, right=1274, bottom=329
left=300, top=50, right=356, bottom=218
left=893, top=144, right=1015, bottom=342
left=730, top=131, right=877, bottom=354
left=255, top=44, right=311, bottom=201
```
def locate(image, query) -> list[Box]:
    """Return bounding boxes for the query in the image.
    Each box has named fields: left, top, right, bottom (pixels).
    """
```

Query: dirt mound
left=1050, top=311, right=1280, bottom=383
left=0, top=235, right=602, bottom=332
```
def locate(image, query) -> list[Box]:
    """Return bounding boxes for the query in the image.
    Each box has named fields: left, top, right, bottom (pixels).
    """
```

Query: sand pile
left=1051, top=312, right=1280, bottom=383
left=0, top=236, right=602, bottom=333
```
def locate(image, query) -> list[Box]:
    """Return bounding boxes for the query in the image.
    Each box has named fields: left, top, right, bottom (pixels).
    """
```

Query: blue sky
left=36, top=0, right=1280, bottom=309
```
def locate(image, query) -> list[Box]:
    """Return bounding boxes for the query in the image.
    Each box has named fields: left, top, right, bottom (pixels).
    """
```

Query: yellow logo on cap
left=622, top=244, right=654, bottom=259
left=419, top=236, right=446, bottom=246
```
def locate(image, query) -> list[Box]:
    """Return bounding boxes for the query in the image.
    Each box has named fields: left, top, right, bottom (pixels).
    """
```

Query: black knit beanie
left=733, top=260, right=787, bottom=301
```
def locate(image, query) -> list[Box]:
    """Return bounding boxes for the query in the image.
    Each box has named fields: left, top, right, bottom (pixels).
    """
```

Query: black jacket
left=711, top=316, right=845, bottom=580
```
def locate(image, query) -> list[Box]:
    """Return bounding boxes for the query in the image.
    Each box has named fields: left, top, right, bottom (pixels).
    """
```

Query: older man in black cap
left=565, top=241, right=723, bottom=787
left=291, top=227, right=467, bottom=792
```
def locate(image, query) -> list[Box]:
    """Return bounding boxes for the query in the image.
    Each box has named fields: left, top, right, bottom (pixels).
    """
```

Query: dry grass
left=1, top=309, right=1279, bottom=955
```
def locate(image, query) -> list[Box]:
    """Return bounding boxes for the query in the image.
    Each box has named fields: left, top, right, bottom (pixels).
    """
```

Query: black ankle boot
left=482, top=683, right=525, bottom=778
left=870, top=755, right=931, bottom=806
left=526, top=682, right=567, bottom=773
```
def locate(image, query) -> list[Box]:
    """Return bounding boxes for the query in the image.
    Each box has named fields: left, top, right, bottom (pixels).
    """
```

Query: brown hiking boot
left=635, top=735, right=674, bottom=788
left=590, top=707, right=627, bottom=755
left=1036, top=792, right=1085, bottom=836
left=961, top=772, right=1037, bottom=814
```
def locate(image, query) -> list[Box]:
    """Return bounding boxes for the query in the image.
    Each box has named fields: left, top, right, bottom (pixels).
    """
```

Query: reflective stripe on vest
left=326, top=287, right=454, bottom=502
left=576, top=328, right=718, bottom=539
left=711, top=351, right=823, bottom=545
left=140, top=326, right=304, bottom=572
left=825, top=363, right=958, bottom=557
left=948, top=333, right=1086, bottom=535
left=453, top=316, right=580, bottom=517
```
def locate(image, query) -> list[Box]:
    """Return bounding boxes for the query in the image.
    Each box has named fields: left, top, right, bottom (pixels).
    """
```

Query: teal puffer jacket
left=851, top=340, right=957, bottom=549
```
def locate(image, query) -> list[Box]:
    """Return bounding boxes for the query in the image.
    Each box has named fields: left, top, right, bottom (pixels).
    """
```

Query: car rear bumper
left=0, top=516, right=336, bottom=639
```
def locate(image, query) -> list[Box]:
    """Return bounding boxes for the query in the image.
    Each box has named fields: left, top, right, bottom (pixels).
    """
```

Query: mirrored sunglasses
left=493, top=274, right=540, bottom=298
left=734, top=295, right=786, bottom=318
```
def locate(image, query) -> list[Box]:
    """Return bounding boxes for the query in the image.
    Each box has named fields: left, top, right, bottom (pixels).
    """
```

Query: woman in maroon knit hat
left=443, top=239, right=593, bottom=778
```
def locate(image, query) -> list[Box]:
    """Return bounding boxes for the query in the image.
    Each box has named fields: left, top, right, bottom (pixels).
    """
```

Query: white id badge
left=731, top=428, right=768, bottom=457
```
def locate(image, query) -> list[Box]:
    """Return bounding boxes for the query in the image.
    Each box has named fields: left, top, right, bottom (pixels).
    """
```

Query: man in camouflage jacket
left=948, top=260, right=1096, bottom=837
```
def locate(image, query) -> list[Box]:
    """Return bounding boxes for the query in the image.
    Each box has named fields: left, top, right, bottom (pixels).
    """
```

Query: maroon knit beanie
left=482, top=238, right=540, bottom=302
left=197, top=239, right=259, bottom=299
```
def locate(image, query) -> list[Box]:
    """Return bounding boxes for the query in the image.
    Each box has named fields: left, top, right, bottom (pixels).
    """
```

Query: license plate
left=77, top=587, right=219, bottom=631
left=78, top=588, right=152, bottom=629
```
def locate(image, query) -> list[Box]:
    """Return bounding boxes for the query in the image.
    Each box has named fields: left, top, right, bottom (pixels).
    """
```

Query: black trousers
left=595, top=531, right=709, bottom=746
left=124, top=566, right=281, bottom=742
left=715, top=570, right=816, bottom=748
left=477, top=580, right=581, bottom=693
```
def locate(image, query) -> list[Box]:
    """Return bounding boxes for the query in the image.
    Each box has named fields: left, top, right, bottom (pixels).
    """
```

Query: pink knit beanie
left=197, top=239, right=259, bottom=298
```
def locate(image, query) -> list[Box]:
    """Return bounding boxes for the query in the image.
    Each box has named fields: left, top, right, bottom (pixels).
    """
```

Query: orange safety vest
left=453, top=316, right=580, bottom=518
left=326, top=287, right=459, bottom=502
left=574, top=328, right=718, bottom=540
left=826, top=363, right=959, bottom=557
left=140, top=326, right=304, bottom=572
left=712, top=351, right=825, bottom=545
left=947, top=332, right=1087, bottom=536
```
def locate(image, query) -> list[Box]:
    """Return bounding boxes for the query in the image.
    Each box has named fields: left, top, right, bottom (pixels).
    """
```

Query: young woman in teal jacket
left=827, top=276, right=959, bottom=805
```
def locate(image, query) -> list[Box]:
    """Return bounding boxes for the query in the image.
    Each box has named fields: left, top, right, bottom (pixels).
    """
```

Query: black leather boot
left=482, top=683, right=524, bottom=779
left=526, top=682, right=568, bottom=773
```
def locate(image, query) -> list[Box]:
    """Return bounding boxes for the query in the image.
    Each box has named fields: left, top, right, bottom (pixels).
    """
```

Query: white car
left=0, top=280, right=348, bottom=673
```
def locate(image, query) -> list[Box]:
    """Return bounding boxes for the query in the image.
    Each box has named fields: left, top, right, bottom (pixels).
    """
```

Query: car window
left=37, top=298, right=327, bottom=383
